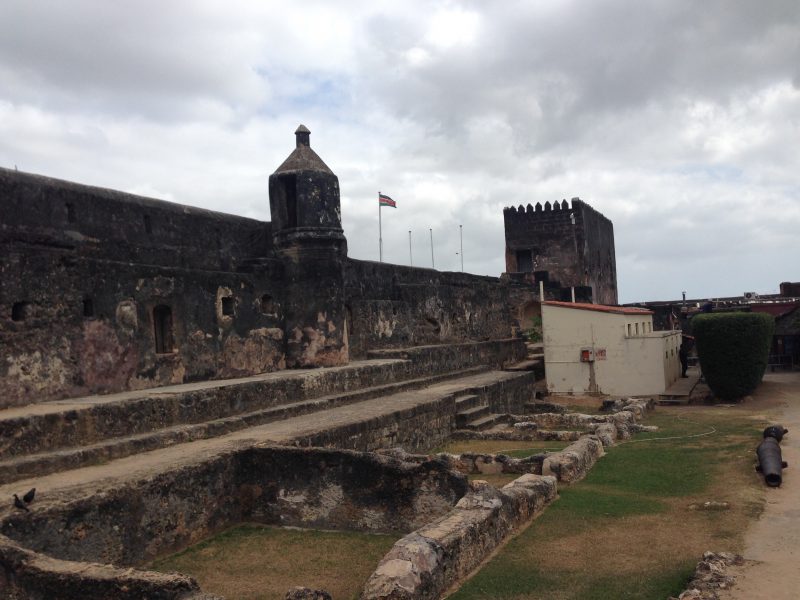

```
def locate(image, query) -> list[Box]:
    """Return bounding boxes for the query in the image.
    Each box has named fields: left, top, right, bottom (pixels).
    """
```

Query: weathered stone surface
left=668, top=551, right=744, bottom=600
left=503, top=198, right=617, bottom=305
left=0, top=533, right=218, bottom=600
left=285, top=586, right=332, bottom=600
left=0, top=128, right=528, bottom=408
left=0, top=447, right=467, bottom=567
left=361, top=475, right=557, bottom=600
left=542, top=435, right=605, bottom=483
left=449, top=428, right=582, bottom=443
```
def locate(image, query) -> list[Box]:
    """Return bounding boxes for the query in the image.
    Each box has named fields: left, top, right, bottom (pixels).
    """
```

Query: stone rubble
left=285, top=586, right=332, bottom=600
left=668, top=551, right=744, bottom=600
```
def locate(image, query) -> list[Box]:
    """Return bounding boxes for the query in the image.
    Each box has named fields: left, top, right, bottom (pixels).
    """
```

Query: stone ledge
left=361, top=475, right=557, bottom=600
left=0, top=534, right=219, bottom=600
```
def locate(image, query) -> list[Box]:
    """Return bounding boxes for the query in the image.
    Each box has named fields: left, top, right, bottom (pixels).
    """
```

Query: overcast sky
left=1, top=1, right=798, bottom=303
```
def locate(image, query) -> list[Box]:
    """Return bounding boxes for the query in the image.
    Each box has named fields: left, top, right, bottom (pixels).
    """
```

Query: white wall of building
left=542, top=302, right=681, bottom=396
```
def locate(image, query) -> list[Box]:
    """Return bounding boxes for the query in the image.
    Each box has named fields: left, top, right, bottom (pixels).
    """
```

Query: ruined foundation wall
left=344, top=260, right=516, bottom=358
left=0, top=447, right=467, bottom=568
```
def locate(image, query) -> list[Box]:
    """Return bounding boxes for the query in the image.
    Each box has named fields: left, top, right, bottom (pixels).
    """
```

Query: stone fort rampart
left=0, top=128, right=520, bottom=408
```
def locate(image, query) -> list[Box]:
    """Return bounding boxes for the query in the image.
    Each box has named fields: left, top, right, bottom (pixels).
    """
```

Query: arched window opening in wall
left=345, top=304, right=354, bottom=337
left=221, top=296, right=235, bottom=317
left=260, top=294, right=275, bottom=315
left=153, top=305, right=174, bottom=354
left=83, top=298, right=94, bottom=318
left=12, top=301, right=29, bottom=322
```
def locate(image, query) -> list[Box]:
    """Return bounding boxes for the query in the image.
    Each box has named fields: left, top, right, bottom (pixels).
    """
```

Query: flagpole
left=408, top=230, right=412, bottom=266
left=459, top=224, right=463, bottom=272
left=378, top=193, right=383, bottom=263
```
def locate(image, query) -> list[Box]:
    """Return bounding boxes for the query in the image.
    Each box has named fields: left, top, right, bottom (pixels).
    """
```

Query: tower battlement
left=503, top=197, right=617, bottom=305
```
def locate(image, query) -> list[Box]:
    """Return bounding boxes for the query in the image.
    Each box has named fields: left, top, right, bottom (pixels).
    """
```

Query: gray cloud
left=0, top=0, right=798, bottom=302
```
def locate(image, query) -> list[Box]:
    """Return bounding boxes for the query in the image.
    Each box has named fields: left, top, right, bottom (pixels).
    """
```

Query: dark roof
left=273, top=125, right=333, bottom=174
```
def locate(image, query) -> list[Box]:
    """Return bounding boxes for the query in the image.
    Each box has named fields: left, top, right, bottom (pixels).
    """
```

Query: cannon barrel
left=756, top=437, right=785, bottom=487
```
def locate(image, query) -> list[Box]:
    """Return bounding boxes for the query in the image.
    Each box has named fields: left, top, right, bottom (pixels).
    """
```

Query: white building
left=542, top=301, right=681, bottom=396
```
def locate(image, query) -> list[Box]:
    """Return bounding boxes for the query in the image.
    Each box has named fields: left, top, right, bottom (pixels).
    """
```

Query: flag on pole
left=379, top=193, right=396, bottom=208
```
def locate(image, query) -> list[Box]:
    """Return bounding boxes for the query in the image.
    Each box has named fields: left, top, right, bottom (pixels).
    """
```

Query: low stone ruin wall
left=0, top=447, right=468, bottom=577
left=0, top=535, right=218, bottom=600
left=362, top=475, right=557, bottom=600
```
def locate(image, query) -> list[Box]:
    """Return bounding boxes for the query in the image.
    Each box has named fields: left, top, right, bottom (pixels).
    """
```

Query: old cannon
left=756, top=425, right=788, bottom=487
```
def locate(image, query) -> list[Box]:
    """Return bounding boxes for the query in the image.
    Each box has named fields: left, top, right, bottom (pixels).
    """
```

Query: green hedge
left=693, top=312, right=775, bottom=400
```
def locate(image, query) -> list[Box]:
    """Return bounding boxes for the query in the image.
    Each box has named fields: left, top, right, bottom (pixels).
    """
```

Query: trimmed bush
left=693, top=312, right=775, bottom=400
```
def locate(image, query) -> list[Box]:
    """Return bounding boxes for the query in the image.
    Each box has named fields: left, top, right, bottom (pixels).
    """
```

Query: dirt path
left=720, top=372, right=800, bottom=600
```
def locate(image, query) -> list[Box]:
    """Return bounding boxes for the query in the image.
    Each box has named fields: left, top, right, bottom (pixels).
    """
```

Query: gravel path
left=720, top=372, right=800, bottom=600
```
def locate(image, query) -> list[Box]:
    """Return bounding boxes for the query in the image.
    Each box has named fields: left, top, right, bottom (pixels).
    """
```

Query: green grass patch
left=150, top=524, right=396, bottom=600
left=452, top=405, right=763, bottom=600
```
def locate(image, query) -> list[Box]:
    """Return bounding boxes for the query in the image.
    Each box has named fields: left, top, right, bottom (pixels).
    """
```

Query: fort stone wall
left=344, top=260, right=515, bottom=358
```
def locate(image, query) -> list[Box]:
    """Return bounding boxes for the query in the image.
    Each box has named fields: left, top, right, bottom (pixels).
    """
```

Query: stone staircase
left=0, top=362, right=491, bottom=485
left=454, top=394, right=508, bottom=431
left=504, top=342, right=545, bottom=374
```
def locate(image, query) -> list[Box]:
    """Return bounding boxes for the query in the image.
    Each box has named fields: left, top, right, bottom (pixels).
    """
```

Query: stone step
left=454, top=394, right=481, bottom=411
left=455, top=404, right=490, bottom=428
left=0, top=365, right=492, bottom=485
left=466, top=413, right=503, bottom=431
left=504, top=358, right=542, bottom=372
left=0, top=369, right=536, bottom=502
left=525, top=342, right=544, bottom=352
left=0, top=364, right=490, bottom=469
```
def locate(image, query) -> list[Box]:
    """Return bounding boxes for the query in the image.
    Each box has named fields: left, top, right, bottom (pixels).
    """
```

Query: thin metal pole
left=459, top=224, right=463, bottom=272
left=378, top=194, right=383, bottom=263
left=408, top=230, right=412, bottom=266
left=429, top=228, right=434, bottom=268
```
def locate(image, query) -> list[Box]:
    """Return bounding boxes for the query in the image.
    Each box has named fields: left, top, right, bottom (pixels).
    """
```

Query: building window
left=66, top=203, right=76, bottom=223
left=635, top=323, right=639, bottom=336
left=260, top=294, right=274, bottom=314
left=627, top=324, right=632, bottom=337
left=83, top=298, right=94, bottom=318
left=144, top=214, right=153, bottom=235
left=221, top=296, right=235, bottom=316
left=12, top=301, right=29, bottom=322
left=153, top=305, right=174, bottom=354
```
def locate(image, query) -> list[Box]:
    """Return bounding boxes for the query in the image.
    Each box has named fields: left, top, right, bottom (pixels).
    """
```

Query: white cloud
left=0, top=0, right=798, bottom=302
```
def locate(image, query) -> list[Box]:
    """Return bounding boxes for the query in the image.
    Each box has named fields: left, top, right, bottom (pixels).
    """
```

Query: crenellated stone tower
left=269, top=125, right=349, bottom=367
left=503, top=197, right=617, bottom=305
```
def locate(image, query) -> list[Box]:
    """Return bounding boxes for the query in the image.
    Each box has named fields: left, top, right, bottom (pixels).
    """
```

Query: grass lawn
left=449, top=406, right=765, bottom=600
left=150, top=524, right=397, bottom=600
